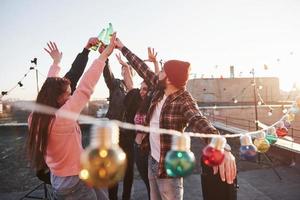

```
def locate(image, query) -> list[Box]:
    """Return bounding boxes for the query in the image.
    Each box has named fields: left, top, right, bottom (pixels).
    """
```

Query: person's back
left=27, top=35, right=116, bottom=200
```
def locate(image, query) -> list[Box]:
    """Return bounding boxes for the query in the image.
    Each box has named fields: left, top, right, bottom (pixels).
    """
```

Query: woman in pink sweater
left=27, top=33, right=116, bottom=200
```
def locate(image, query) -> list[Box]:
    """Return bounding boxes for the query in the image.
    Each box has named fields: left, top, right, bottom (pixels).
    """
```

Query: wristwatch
left=224, top=143, right=231, bottom=152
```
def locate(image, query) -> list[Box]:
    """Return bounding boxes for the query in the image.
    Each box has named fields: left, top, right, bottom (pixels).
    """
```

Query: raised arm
left=146, top=47, right=160, bottom=74
left=182, top=94, right=218, bottom=135
left=44, top=41, right=62, bottom=77
left=58, top=33, right=116, bottom=119
left=114, top=38, right=158, bottom=88
left=116, top=53, right=133, bottom=91
left=64, top=37, right=99, bottom=94
left=181, top=93, right=236, bottom=184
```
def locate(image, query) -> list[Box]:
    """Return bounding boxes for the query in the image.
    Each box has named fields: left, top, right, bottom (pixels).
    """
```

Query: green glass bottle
left=90, top=28, right=106, bottom=51
left=103, top=23, right=113, bottom=45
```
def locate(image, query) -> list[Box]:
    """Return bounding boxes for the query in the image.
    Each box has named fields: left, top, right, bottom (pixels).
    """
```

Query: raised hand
left=44, top=41, right=62, bottom=65
left=85, top=37, right=100, bottom=49
left=146, top=47, right=158, bottom=63
left=114, top=38, right=125, bottom=50
left=99, top=32, right=116, bottom=60
left=115, top=53, right=127, bottom=66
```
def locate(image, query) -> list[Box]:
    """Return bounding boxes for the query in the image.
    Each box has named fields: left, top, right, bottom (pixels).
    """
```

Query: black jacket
left=64, top=48, right=90, bottom=94
left=103, top=61, right=127, bottom=121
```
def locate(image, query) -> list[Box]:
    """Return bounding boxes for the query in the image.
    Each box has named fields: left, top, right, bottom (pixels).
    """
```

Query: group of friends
left=26, top=32, right=237, bottom=200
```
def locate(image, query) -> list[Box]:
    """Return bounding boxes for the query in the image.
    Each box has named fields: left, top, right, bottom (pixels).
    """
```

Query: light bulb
left=202, top=136, right=226, bottom=166
left=80, top=121, right=127, bottom=188
left=265, top=127, right=278, bottom=145
left=165, top=134, right=195, bottom=177
left=253, top=131, right=270, bottom=153
left=282, top=108, right=288, bottom=114
left=268, top=110, right=273, bottom=116
left=285, top=113, right=295, bottom=123
left=275, top=121, right=288, bottom=138
left=239, top=134, right=257, bottom=161
left=290, top=103, right=299, bottom=114
left=232, top=98, right=238, bottom=104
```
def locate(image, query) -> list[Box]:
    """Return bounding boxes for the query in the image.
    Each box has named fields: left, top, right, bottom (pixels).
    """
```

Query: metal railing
left=207, top=114, right=300, bottom=142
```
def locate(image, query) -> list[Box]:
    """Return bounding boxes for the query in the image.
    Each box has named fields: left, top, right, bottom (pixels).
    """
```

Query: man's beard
left=158, top=77, right=167, bottom=91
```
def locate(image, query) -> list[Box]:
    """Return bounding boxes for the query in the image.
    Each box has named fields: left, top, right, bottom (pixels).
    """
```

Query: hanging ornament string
left=255, top=86, right=274, bottom=115
left=14, top=100, right=298, bottom=139
left=1, top=58, right=37, bottom=100
left=0, top=68, right=34, bottom=99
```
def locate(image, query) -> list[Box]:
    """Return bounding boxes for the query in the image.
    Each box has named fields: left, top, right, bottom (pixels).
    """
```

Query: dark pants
left=201, top=157, right=238, bottom=200
left=134, top=143, right=150, bottom=200
left=108, top=140, right=134, bottom=200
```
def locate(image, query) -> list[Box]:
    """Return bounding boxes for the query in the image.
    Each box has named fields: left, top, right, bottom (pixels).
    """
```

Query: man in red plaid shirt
left=114, top=38, right=236, bottom=200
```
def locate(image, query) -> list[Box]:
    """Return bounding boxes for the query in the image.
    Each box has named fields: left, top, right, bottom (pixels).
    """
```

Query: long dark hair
left=27, top=77, right=70, bottom=169
left=137, top=81, right=153, bottom=115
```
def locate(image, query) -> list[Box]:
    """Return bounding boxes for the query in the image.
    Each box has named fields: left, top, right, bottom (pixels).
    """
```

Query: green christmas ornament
left=164, top=134, right=195, bottom=177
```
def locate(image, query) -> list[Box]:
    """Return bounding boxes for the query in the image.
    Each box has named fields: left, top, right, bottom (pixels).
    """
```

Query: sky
left=1, top=0, right=300, bottom=101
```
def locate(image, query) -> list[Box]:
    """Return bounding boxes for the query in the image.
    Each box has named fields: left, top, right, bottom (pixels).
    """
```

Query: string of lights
left=231, top=82, right=253, bottom=104
left=14, top=96, right=300, bottom=140
left=0, top=58, right=37, bottom=100
left=12, top=93, right=300, bottom=185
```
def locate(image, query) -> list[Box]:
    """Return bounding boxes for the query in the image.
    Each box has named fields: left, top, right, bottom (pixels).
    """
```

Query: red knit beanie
left=163, top=60, right=190, bottom=88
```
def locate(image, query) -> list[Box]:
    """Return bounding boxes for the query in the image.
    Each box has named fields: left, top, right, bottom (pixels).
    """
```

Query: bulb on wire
left=165, top=134, right=195, bottom=177
left=31, top=57, right=37, bottom=65
left=258, top=85, right=263, bottom=90
left=282, top=108, right=288, bottom=114
left=232, top=98, right=238, bottom=104
left=202, top=136, right=226, bottom=166
left=275, top=121, right=288, bottom=138
left=285, top=113, right=295, bottom=123
left=80, top=121, right=127, bottom=188
left=253, top=131, right=270, bottom=153
left=265, top=127, right=278, bottom=145
left=290, top=101, right=300, bottom=114
left=239, top=134, right=257, bottom=161
left=267, top=109, right=273, bottom=116
left=258, top=101, right=262, bottom=106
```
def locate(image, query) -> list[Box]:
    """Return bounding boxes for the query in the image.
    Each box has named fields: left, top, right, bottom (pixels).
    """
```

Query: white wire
left=14, top=100, right=296, bottom=139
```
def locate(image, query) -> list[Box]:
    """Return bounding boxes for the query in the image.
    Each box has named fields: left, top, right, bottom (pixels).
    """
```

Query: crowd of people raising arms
left=26, top=31, right=237, bottom=200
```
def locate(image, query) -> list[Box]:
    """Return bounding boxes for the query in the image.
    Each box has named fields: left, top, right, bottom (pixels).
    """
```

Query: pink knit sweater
left=29, top=58, right=105, bottom=177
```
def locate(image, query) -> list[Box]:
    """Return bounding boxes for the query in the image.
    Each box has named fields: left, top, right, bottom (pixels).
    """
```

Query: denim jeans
left=53, top=179, right=108, bottom=200
left=148, top=156, right=183, bottom=200
left=134, top=142, right=150, bottom=199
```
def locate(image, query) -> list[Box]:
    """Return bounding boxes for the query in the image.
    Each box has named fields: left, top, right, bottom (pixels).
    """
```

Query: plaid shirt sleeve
left=121, top=46, right=158, bottom=88
left=182, top=93, right=218, bottom=134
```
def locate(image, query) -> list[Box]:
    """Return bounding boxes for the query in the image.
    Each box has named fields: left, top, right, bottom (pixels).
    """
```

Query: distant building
left=187, top=77, right=280, bottom=104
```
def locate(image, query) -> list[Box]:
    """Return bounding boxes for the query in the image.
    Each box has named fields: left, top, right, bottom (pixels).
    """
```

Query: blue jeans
left=148, top=156, right=183, bottom=200
left=134, top=142, right=150, bottom=199
left=53, top=179, right=108, bottom=200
